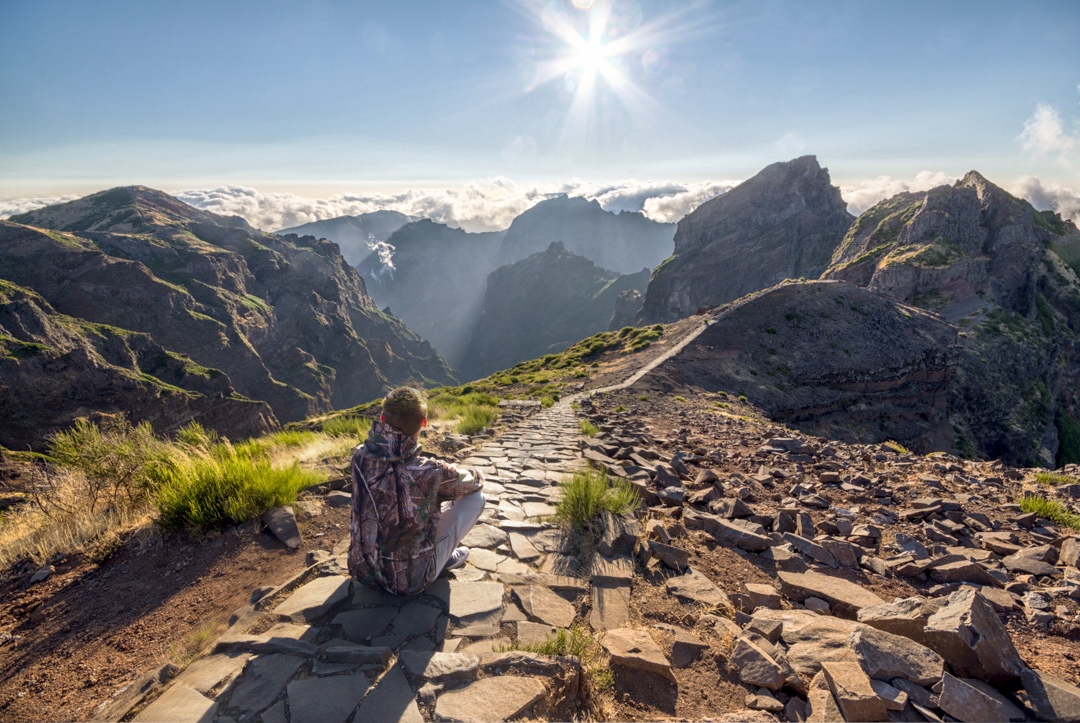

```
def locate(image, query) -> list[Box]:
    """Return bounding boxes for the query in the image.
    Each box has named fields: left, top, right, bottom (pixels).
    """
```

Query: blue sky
left=1, top=0, right=1078, bottom=228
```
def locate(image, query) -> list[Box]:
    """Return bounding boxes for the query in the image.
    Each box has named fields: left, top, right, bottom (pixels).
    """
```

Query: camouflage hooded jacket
left=348, top=420, right=483, bottom=596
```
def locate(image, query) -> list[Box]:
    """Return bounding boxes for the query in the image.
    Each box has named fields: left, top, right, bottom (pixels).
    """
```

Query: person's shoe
left=445, top=546, right=469, bottom=570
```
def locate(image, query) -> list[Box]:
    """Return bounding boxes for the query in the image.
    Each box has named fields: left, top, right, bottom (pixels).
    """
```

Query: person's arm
left=413, top=456, right=483, bottom=502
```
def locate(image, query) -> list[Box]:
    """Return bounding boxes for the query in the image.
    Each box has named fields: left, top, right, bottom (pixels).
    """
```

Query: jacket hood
left=358, top=419, right=420, bottom=463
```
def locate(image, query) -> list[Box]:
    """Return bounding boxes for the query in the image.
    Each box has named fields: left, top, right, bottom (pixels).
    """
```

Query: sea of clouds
left=2, top=174, right=1078, bottom=233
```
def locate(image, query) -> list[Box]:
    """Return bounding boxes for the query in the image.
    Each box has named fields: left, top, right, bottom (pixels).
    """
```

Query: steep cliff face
left=279, top=210, right=412, bottom=268
left=355, top=220, right=505, bottom=367
left=0, top=280, right=274, bottom=449
left=458, top=242, right=650, bottom=380
left=652, top=281, right=958, bottom=452
left=640, top=156, right=854, bottom=323
left=4, top=187, right=455, bottom=436
left=823, top=172, right=1080, bottom=466
left=496, top=195, right=675, bottom=274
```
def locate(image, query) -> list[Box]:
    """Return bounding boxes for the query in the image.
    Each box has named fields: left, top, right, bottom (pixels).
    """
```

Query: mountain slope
left=278, top=210, right=413, bottom=268
left=4, top=187, right=455, bottom=438
left=0, top=279, right=274, bottom=449
left=495, top=194, right=675, bottom=274
left=458, top=242, right=651, bottom=380
left=640, top=156, right=854, bottom=323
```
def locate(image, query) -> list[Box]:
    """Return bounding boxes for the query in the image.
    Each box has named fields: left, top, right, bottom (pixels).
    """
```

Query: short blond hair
left=381, top=387, right=428, bottom=436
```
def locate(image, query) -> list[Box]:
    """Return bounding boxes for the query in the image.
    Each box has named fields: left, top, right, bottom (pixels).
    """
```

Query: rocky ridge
left=2, top=187, right=454, bottom=446
left=105, top=323, right=1080, bottom=723
left=639, top=156, right=854, bottom=323
left=279, top=210, right=413, bottom=269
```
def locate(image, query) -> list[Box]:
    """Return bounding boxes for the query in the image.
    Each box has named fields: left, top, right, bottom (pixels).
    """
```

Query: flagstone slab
left=399, top=650, right=479, bottom=682
left=468, top=548, right=508, bottom=572
left=434, top=676, right=547, bottom=722
left=602, top=627, right=675, bottom=682
left=332, top=608, right=398, bottom=643
left=134, top=685, right=216, bottom=723
left=508, top=532, right=541, bottom=562
left=222, top=654, right=305, bottom=714
left=460, top=524, right=508, bottom=549
left=513, top=585, right=577, bottom=628
left=273, top=576, right=351, bottom=622
left=353, top=664, right=423, bottom=723
left=287, top=673, right=370, bottom=723
left=448, top=581, right=505, bottom=621
left=172, top=652, right=252, bottom=695
left=591, top=585, right=631, bottom=631
left=777, top=571, right=885, bottom=619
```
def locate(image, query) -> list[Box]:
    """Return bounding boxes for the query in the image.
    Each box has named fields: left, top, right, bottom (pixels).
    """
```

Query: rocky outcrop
left=458, top=243, right=650, bottom=380
left=640, top=156, right=853, bottom=323
left=0, top=280, right=273, bottom=449
left=652, top=281, right=958, bottom=452
left=823, top=172, right=1080, bottom=466
left=3, top=187, right=454, bottom=444
left=278, top=210, right=412, bottom=268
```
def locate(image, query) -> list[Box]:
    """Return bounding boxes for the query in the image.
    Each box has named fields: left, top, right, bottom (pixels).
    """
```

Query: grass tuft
left=1020, top=494, right=1080, bottom=530
left=554, top=468, right=640, bottom=533
left=498, top=625, right=613, bottom=696
left=579, top=419, right=599, bottom=437
left=1035, top=472, right=1076, bottom=487
left=883, top=440, right=911, bottom=454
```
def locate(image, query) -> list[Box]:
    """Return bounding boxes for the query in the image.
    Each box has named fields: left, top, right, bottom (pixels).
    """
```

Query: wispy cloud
left=1009, top=176, right=1080, bottom=224
left=1019, top=102, right=1078, bottom=166
left=839, top=172, right=958, bottom=216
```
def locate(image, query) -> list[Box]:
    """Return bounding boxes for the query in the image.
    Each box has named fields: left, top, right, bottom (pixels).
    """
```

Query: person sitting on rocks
left=348, top=387, right=485, bottom=596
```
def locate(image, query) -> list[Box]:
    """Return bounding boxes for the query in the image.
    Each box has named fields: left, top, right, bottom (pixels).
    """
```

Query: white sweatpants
left=432, top=490, right=486, bottom=574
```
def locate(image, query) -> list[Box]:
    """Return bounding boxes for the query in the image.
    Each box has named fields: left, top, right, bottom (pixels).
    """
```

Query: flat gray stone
left=448, top=581, right=504, bottom=621
left=783, top=533, right=838, bottom=567
left=924, top=588, right=1023, bottom=685
left=782, top=617, right=861, bottom=680
left=591, top=555, right=634, bottom=586
left=134, top=685, right=216, bottom=722
left=777, top=571, right=884, bottom=619
left=332, top=607, right=397, bottom=643
left=665, top=569, right=733, bottom=612
left=821, top=661, right=888, bottom=722
left=517, top=620, right=557, bottom=644
left=849, top=627, right=943, bottom=687
left=602, top=627, right=674, bottom=682
left=321, top=643, right=392, bottom=666
left=273, top=576, right=351, bottom=622
left=353, top=664, right=423, bottom=723
left=434, top=676, right=547, bottom=722
left=262, top=506, right=302, bottom=550
left=730, top=635, right=788, bottom=691
left=261, top=700, right=287, bottom=723
left=591, top=585, right=630, bottom=631
left=508, top=532, right=541, bottom=562
left=223, top=654, right=305, bottom=714
left=703, top=515, right=771, bottom=551
left=1021, top=666, right=1080, bottom=722
left=287, top=673, right=370, bottom=723
left=513, top=585, right=576, bottom=628
left=938, top=671, right=1021, bottom=722
left=172, top=652, right=251, bottom=695
left=462, top=520, right=507, bottom=549
left=391, top=601, right=444, bottom=636
left=399, top=650, right=479, bottom=682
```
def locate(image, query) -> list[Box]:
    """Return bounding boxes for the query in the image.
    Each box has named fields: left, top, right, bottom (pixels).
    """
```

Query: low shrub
left=1035, top=472, right=1076, bottom=487
left=457, top=405, right=498, bottom=435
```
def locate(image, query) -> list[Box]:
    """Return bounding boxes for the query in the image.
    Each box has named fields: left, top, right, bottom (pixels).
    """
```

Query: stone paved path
left=121, top=401, right=628, bottom=723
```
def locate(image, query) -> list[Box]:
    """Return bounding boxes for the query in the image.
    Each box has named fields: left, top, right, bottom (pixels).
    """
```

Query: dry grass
left=0, top=466, right=153, bottom=568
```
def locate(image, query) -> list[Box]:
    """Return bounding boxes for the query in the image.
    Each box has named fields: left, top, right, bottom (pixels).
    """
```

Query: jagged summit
left=639, top=155, right=854, bottom=323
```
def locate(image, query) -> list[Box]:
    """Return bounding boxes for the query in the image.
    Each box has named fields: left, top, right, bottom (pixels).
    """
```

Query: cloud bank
left=174, top=178, right=735, bottom=233
left=0, top=194, right=81, bottom=218
left=1009, top=176, right=1080, bottom=224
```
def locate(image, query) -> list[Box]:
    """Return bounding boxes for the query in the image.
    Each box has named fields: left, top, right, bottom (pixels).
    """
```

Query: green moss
left=0, top=334, right=51, bottom=360
left=1033, top=208, right=1070, bottom=236
left=185, top=309, right=226, bottom=327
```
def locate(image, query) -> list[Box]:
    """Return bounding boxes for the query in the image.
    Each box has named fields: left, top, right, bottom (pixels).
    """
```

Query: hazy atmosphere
left=1, top=0, right=1078, bottom=230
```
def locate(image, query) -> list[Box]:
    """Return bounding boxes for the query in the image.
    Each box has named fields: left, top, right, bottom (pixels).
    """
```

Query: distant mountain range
left=1, top=187, right=453, bottom=449
left=279, top=210, right=413, bottom=269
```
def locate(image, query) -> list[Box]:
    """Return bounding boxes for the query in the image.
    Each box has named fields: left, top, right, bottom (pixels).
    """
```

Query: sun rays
left=517, top=0, right=705, bottom=150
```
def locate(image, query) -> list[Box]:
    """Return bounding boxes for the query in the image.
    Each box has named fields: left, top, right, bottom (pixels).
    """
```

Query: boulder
left=820, top=661, right=888, bottom=722
left=602, top=628, right=675, bottom=682
left=848, top=627, right=944, bottom=686
left=703, top=515, right=771, bottom=551
left=924, top=588, right=1023, bottom=684
left=1021, top=666, right=1080, bottom=722
left=937, top=672, right=1024, bottom=722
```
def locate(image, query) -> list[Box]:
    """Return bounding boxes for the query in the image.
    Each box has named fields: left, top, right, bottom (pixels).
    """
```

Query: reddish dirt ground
left=0, top=506, right=349, bottom=722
